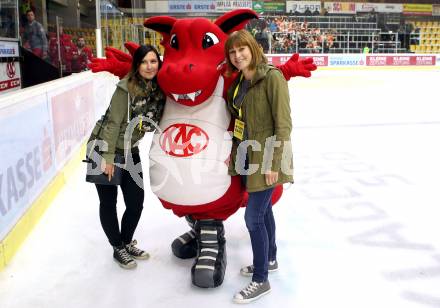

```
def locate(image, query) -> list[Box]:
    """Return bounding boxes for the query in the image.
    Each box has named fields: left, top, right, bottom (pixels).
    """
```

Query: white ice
left=1, top=67, right=440, bottom=308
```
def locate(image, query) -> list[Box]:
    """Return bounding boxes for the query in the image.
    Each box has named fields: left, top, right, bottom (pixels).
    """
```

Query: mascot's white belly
left=149, top=77, right=232, bottom=206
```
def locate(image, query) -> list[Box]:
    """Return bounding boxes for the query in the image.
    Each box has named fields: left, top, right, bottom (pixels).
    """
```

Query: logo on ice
left=160, top=123, right=209, bottom=157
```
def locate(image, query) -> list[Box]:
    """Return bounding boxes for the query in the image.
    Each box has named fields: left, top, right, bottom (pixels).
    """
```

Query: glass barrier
left=43, top=0, right=97, bottom=75
left=99, top=1, right=163, bottom=55
left=0, top=0, right=19, bottom=39
left=11, top=0, right=101, bottom=80
left=11, top=0, right=440, bottom=80
left=15, top=0, right=98, bottom=87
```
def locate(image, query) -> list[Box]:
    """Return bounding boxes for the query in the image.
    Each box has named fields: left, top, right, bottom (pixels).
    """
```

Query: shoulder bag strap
left=84, top=105, right=111, bottom=162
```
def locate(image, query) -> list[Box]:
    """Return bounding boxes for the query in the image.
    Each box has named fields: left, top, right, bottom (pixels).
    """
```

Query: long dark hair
left=127, top=45, right=162, bottom=95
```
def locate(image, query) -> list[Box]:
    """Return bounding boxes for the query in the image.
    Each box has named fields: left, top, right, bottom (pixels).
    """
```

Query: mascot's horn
left=214, top=9, right=258, bottom=34
left=144, top=9, right=258, bottom=41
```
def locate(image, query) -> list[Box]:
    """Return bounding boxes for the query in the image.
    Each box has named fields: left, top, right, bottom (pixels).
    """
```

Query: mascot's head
left=144, top=9, right=258, bottom=106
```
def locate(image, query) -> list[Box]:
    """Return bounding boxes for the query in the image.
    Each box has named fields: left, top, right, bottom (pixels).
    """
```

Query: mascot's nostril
left=182, top=64, right=194, bottom=73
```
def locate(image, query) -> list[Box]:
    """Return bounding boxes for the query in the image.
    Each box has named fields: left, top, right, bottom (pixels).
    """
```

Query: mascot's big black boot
left=191, top=219, right=227, bottom=288
left=171, top=216, right=197, bottom=259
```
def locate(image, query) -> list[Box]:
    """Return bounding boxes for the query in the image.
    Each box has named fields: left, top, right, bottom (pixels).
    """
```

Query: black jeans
left=95, top=153, right=144, bottom=247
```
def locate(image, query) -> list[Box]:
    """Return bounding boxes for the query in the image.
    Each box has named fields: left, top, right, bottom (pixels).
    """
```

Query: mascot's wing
left=88, top=48, right=131, bottom=79
left=88, top=42, right=140, bottom=79
left=124, top=42, right=140, bottom=57
left=277, top=53, right=318, bottom=81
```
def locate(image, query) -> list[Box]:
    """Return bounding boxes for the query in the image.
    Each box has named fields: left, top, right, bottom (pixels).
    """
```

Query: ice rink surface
left=1, top=67, right=440, bottom=308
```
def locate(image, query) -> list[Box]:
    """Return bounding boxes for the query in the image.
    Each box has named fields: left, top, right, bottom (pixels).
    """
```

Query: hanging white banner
left=145, top=1, right=169, bottom=13
left=432, top=4, right=440, bottom=16
left=324, top=2, right=356, bottom=14
left=286, top=1, right=321, bottom=14
left=355, top=3, right=403, bottom=13
left=169, top=0, right=216, bottom=13
left=215, top=1, right=252, bottom=12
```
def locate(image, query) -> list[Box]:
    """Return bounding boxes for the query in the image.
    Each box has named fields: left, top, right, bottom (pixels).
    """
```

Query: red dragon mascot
left=90, top=9, right=316, bottom=288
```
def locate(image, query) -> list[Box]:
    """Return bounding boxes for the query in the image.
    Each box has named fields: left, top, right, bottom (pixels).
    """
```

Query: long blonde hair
left=224, top=29, right=267, bottom=76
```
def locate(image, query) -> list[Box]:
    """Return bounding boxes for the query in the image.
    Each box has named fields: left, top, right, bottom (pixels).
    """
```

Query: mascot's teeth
left=171, top=90, right=202, bottom=102
left=187, top=92, right=195, bottom=101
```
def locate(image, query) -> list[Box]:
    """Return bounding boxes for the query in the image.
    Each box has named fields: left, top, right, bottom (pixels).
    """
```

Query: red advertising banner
left=267, top=55, right=291, bottom=66
left=51, top=82, right=95, bottom=166
left=267, top=55, right=328, bottom=66
left=308, top=55, right=329, bottom=67
left=0, top=78, right=20, bottom=92
left=366, top=55, right=436, bottom=66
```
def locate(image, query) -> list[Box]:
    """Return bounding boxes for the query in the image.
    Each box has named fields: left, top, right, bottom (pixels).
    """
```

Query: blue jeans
left=244, top=187, right=277, bottom=283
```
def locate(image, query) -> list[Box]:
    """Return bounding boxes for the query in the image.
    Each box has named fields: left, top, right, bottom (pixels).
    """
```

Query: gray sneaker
left=113, top=245, right=137, bottom=269
left=240, top=260, right=278, bottom=277
left=125, top=240, right=150, bottom=260
left=233, top=281, right=271, bottom=304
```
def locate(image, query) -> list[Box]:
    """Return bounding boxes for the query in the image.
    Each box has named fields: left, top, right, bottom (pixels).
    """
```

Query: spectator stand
left=409, top=21, right=440, bottom=54
left=246, top=14, right=427, bottom=54
left=63, top=27, right=96, bottom=55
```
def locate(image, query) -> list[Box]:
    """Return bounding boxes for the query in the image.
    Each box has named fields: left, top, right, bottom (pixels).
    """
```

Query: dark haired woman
left=89, top=45, right=165, bottom=269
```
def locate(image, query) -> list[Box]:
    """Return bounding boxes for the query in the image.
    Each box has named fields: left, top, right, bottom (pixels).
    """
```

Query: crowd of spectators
left=20, top=10, right=94, bottom=75
left=47, top=26, right=94, bottom=73
left=247, top=16, right=338, bottom=54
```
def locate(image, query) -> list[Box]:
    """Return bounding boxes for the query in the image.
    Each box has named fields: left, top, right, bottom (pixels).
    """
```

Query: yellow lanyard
left=232, top=74, right=245, bottom=140
left=232, top=74, right=244, bottom=119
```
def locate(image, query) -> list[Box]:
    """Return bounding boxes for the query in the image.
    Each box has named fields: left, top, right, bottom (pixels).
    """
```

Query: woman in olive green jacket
left=88, top=45, right=165, bottom=269
left=225, top=30, right=293, bottom=304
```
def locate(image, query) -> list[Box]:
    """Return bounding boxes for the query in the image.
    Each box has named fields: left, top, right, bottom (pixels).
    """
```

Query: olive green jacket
left=226, top=64, right=293, bottom=192
left=89, top=78, right=165, bottom=163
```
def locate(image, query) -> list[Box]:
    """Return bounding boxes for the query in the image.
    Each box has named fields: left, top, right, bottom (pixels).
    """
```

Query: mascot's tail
left=241, top=184, right=283, bottom=207
left=271, top=185, right=283, bottom=205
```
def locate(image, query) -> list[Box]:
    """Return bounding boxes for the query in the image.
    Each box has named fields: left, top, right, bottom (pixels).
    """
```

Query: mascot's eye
left=170, top=34, right=178, bottom=49
left=202, top=32, right=219, bottom=49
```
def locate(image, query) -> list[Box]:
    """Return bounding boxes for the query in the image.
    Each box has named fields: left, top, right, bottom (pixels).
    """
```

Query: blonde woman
left=225, top=30, right=293, bottom=303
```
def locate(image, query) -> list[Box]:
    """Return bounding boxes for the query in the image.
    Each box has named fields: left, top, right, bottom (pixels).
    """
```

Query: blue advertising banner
left=0, top=97, right=56, bottom=239
left=329, top=54, right=365, bottom=66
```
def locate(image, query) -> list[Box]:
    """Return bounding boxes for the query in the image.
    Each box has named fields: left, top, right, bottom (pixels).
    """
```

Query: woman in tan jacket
left=225, top=30, right=293, bottom=304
